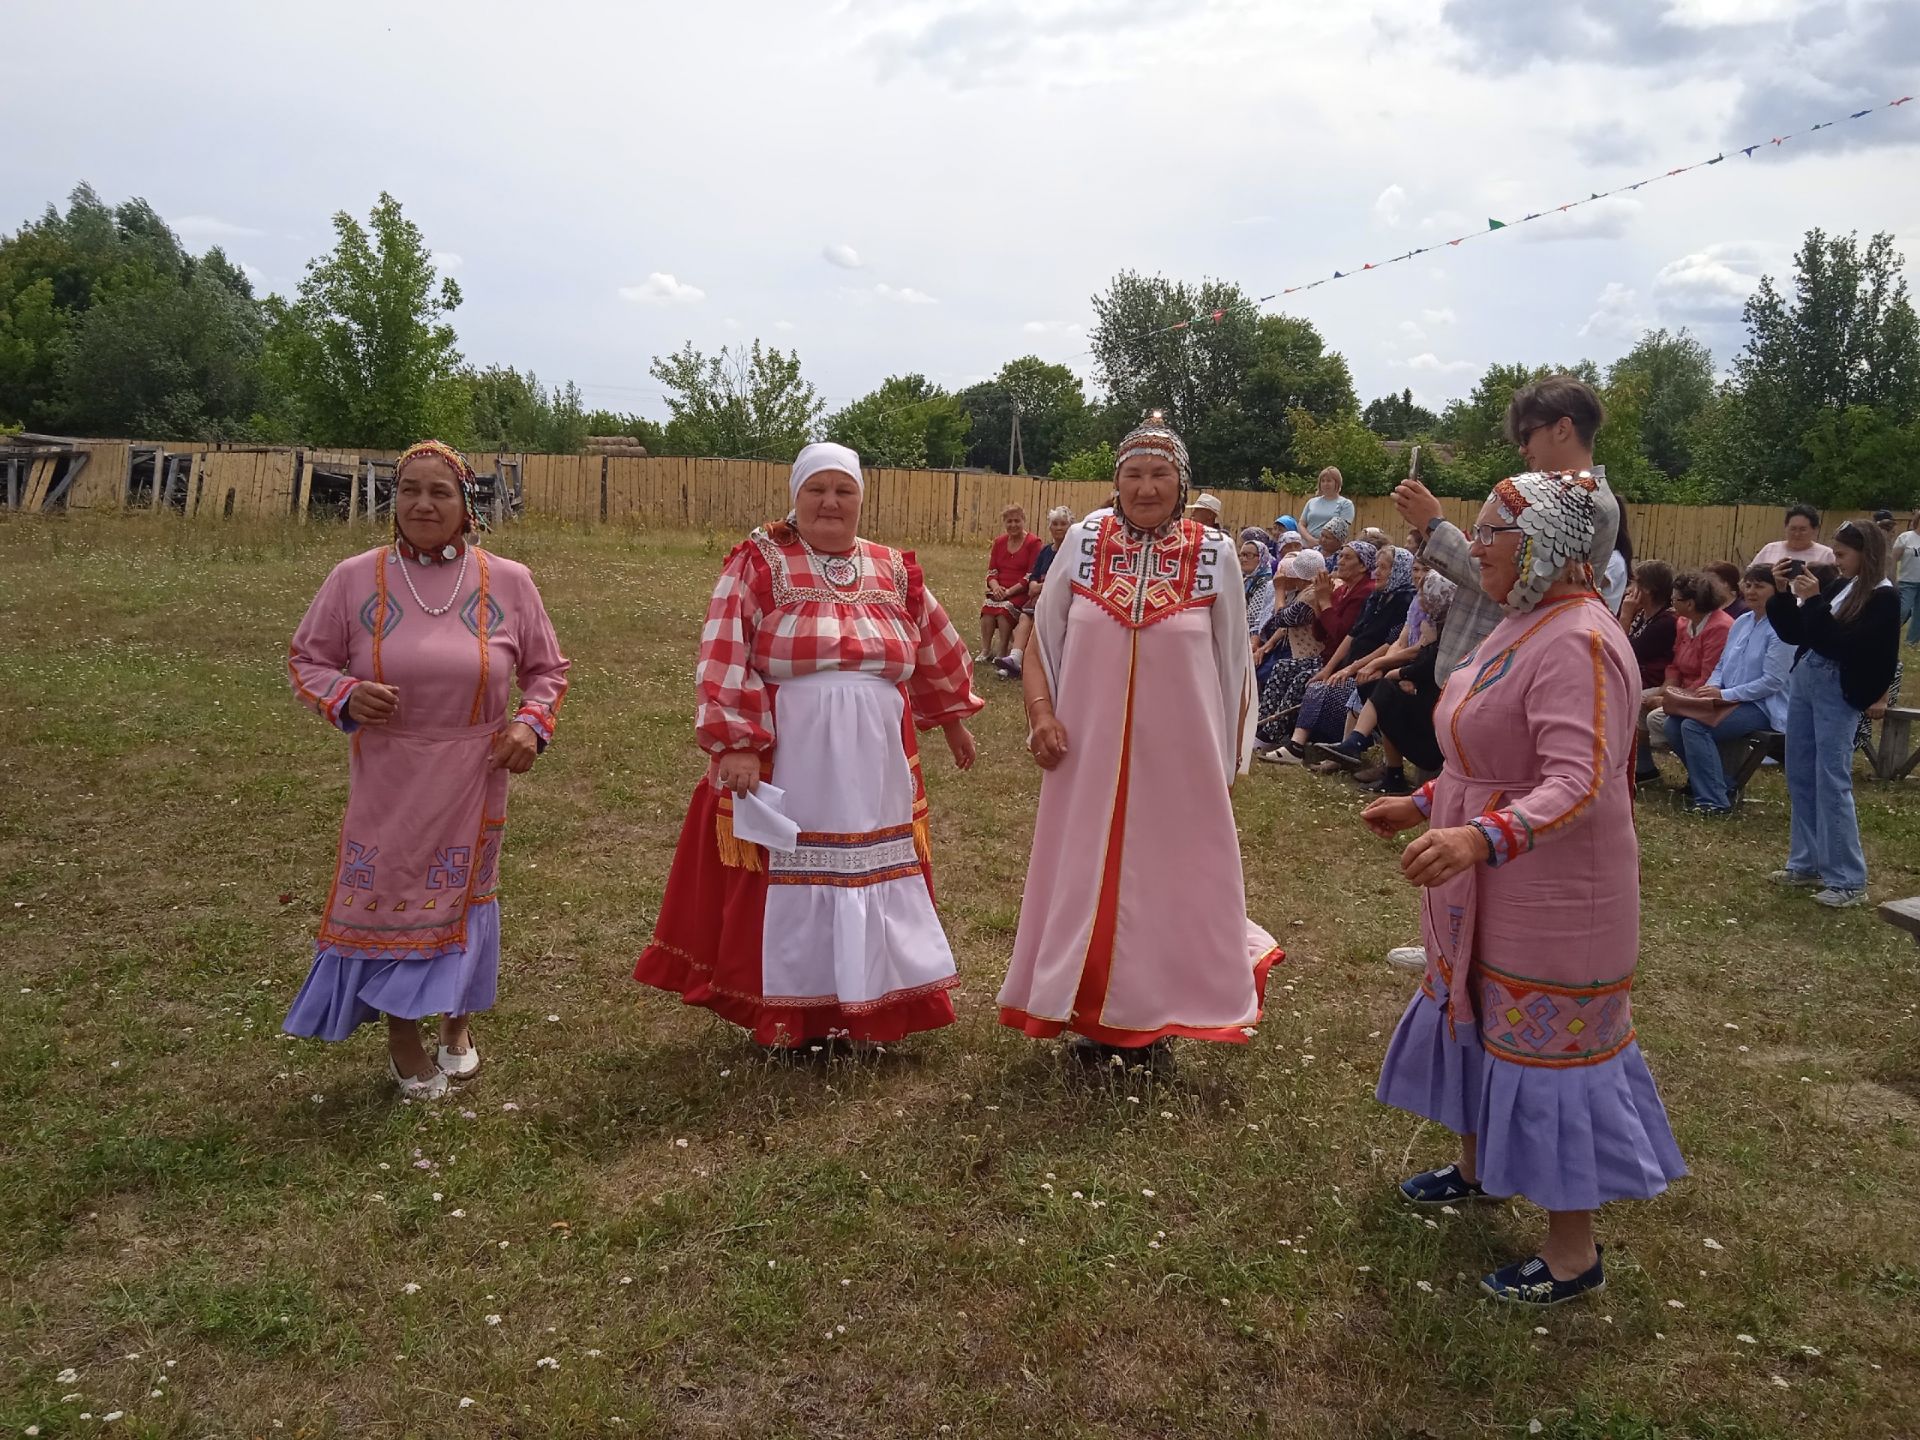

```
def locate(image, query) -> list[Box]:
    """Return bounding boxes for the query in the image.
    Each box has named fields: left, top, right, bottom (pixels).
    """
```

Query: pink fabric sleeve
left=511, top=572, right=571, bottom=748
left=1478, top=627, right=1621, bottom=865
left=905, top=553, right=986, bottom=730
left=695, top=543, right=776, bottom=756
left=288, top=564, right=361, bottom=731
left=1696, top=610, right=1732, bottom=683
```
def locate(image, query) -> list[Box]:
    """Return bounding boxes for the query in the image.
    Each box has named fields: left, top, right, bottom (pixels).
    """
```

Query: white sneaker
left=1387, top=946, right=1426, bottom=973
left=1812, top=887, right=1867, bottom=909
left=437, top=1044, right=482, bottom=1079
left=389, top=1057, right=450, bottom=1100
left=1768, top=869, right=1821, bottom=888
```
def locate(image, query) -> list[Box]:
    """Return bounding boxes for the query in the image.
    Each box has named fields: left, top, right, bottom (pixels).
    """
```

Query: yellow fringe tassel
left=913, top=813, right=932, bottom=867
left=715, top=805, right=763, bottom=871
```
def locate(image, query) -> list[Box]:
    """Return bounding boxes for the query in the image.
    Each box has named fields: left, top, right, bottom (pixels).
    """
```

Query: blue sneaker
left=1398, top=1164, right=1490, bottom=1206
left=1481, top=1247, right=1606, bottom=1306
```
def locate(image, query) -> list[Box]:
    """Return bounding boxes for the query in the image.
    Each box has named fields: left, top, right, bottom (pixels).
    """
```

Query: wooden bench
left=1874, top=706, right=1920, bottom=782
left=1879, top=896, right=1920, bottom=952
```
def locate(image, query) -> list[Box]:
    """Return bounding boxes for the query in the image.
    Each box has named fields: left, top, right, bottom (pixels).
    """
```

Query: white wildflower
left=485, top=1314, right=502, bottom=1326
left=401, top=1282, right=421, bottom=1295
left=55, top=1369, right=78, bottom=1385
left=536, top=1356, right=559, bottom=1370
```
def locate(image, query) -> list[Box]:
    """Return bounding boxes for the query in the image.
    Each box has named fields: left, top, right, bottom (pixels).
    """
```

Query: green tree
left=1049, top=441, right=1116, bottom=481
left=826, top=373, right=969, bottom=468
left=1284, top=409, right=1394, bottom=494
left=648, top=339, right=822, bottom=461
left=1801, top=405, right=1920, bottom=510
left=958, top=356, right=1091, bottom=474
left=1605, top=328, right=1714, bottom=478
left=1087, top=271, right=1259, bottom=438
left=1190, top=314, right=1357, bottom=485
left=261, top=192, right=466, bottom=447
left=466, top=367, right=590, bottom=452
left=1362, top=388, right=1440, bottom=439
left=1701, top=229, right=1920, bottom=503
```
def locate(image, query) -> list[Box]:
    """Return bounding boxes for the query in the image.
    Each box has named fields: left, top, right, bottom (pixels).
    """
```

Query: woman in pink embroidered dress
left=637, top=442, right=983, bottom=1048
left=284, top=441, right=570, bottom=1100
left=1366, top=470, right=1684, bottom=1306
left=998, top=418, right=1282, bottom=1071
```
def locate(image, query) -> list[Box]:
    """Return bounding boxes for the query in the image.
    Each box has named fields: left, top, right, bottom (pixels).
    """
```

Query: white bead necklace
left=393, top=544, right=469, bottom=616
left=798, top=534, right=861, bottom=590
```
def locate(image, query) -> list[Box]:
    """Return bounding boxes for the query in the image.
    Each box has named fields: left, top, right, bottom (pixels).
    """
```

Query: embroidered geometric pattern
left=461, top=588, right=505, bottom=639
left=1073, top=515, right=1217, bottom=630
left=426, top=846, right=472, bottom=890
left=768, top=822, right=923, bottom=888
left=339, top=841, right=379, bottom=891
left=360, top=590, right=402, bottom=638
left=1478, top=965, right=1634, bottom=1067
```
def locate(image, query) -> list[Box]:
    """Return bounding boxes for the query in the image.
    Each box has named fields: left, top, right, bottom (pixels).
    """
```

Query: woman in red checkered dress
left=636, top=443, right=984, bottom=1047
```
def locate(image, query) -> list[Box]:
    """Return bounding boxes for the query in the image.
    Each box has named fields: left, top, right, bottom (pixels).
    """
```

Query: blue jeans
left=1784, top=653, right=1868, bottom=891
left=1663, top=703, right=1771, bottom=811
left=1900, top=580, right=1920, bottom=644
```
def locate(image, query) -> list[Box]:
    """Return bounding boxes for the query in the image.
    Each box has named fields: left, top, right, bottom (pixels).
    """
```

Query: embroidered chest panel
left=1070, top=516, right=1220, bottom=629
left=752, top=532, right=909, bottom=609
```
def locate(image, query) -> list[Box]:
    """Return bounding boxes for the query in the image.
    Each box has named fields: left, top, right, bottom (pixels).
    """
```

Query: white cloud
left=1666, top=0, right=1802, bottom=26
left=1417, top=209, right=1468, bottom=235
left=170, top=214, right=264, bottom=241
left=238, top=261, right=266, bottom=287
left=1372, top=184, right=1407, bottom=228
left=1022, top=319, right=1083, bottom=336
left=823, top=242, right=864, bottom=270
left=1515, top=196, right=1642, bottom=245
left=1419, top=307, right=1456, bottom=326
left=774, top=319, right=797, bottom=331
left=1652, top=243, right=1767, bottom=320
left=431, top=251, right=464, bottom=272
left=1401, top=353, right=1478, bottom=376
left=875, top=282, right=937, bottom=305
left=1579, top=281, right=1655, bottom=340
left=1397, top=320, right=1427, bottom=344
left=722, top=317, right=741, bottom=330
left=1234, top=215, right=1279, bottom=227
left=617, top=273, right=707, bottom=305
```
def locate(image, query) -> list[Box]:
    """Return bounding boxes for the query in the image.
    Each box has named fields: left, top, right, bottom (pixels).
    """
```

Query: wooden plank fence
left=15, top=439, right=1892, bottom=575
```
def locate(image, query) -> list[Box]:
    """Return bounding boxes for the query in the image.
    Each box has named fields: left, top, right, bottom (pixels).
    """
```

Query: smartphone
left=1784, top=558, right=1806, bottom=578
left=1407, top=444, right=1421, bottom=482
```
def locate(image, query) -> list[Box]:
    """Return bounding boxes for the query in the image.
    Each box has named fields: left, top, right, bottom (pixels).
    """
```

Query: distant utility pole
left=1007, top=400, right=1025, bottom=475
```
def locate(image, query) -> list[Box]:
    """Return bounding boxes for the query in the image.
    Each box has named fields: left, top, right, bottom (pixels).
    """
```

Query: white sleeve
left=1033, top=519, right=1094, bottom=707
left=1204, top=531, right=1253, bottom=783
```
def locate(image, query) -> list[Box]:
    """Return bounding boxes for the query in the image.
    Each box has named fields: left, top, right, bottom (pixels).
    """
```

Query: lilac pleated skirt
left=1376, top=989, right=1688, bottom=1212
left=283, top=900, right=500, bottom=1042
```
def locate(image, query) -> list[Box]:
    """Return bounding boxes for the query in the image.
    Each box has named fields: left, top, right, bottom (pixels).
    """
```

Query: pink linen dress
left=283, top=544, right=570, bottom=1040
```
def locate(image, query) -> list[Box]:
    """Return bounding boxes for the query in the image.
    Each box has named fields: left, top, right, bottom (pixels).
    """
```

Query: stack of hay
left=585, top=435, right=650, bottom=458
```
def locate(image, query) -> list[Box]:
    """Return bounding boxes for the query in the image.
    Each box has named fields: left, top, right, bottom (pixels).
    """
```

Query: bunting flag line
left=1107, top=92, right=1914, bottom=352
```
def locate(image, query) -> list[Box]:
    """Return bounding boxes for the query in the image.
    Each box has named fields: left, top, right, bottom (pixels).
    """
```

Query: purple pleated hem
left=283, top=900, right=500, bottom=1043
left=1376, top=989, right=1688, bottom=1211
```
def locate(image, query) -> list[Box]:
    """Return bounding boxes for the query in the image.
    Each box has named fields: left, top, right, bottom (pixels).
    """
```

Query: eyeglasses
left=1471, top=523, right=1524, bottom=546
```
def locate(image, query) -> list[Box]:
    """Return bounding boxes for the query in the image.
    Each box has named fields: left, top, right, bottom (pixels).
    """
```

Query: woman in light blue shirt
left=1300, top=467, right=1356, bottom=540
left=1662, top=564, right=1792, bottom=814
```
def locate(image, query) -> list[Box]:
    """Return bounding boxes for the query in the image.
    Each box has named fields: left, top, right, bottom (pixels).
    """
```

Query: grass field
left=2, top=515, right=1918, bottom=1440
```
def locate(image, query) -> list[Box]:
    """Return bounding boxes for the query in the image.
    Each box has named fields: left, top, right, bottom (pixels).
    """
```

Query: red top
left=987, top=532, right=1044, bottom=599
left=1313, top=574, right=1377, bottom=649
left=1668, top=607, right=1733, bottom=690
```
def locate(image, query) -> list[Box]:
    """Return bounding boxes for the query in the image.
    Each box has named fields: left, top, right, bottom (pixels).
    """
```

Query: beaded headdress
left=1490, top=470, right=1599, bottom=612
left=1114, top=417, right=1192, bottom=490
left=393, top=439, right=482, bottom=542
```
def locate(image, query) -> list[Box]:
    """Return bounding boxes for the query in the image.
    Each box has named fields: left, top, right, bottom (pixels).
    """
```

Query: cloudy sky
left=6, top=0, right=1916, bottom=420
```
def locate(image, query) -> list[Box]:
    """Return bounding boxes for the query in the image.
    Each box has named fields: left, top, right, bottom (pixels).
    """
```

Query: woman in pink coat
left=1364, top=470, right=1685, bottom=1306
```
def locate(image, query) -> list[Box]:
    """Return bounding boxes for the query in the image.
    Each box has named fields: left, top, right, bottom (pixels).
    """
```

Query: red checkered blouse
left=696, top=527, right=985, bottom=755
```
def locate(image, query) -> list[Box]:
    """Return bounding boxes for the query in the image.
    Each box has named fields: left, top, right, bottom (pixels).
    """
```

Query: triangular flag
left=1742, top=145, right=1760, bottom=156
left=1706, top=153, right=1724, bottom=164
left=1333, top=270, right=1345, bottom=278
left=1282, top=287, right=1299, bottom=295
left=1448, top=238, right=1464, bottom=247
left=1851, top=109, right=1871, bottom=118
left=1557, top=203, right=1572, bottom=212
left=1771, top=136, right=1786, bottom=145
left=1893, top=96, right=1912, bottom=105
left=1362, top=262, right=1375, bottom=271
left=1487, top=217, right=1507, bottom=229
left=1209, top=309, right=1225, bottom=322
left=1811, top=122, right=1832, bottom=131
left=1524, top=212, right=1542, bottom=221
left=1590, top=192, right=1601, bottom=199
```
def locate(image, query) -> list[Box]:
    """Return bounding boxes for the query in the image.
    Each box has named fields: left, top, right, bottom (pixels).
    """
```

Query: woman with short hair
left=1660, top=564, right=1792, bottom=815
left=637, top=443, right=983, bottom=1045
left=283, top=441, right=571, bottom=1098
left=994, top=506, right=1074, bottom=680
left=1366, top=469, right=1685, bottom=1306
left=981, top=504, right=1042, bottom=662
left=1766, top=518, right=1901, bottom=908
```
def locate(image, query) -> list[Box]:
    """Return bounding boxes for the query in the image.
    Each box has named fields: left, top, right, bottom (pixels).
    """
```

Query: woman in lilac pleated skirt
left=1362, top=394, right=1685, bottom=1307
left=283, top=442, right=570, bottom=1099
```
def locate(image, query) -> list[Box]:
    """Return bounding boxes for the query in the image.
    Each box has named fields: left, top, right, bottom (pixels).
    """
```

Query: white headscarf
left=788, top=442, right=864, bottom=500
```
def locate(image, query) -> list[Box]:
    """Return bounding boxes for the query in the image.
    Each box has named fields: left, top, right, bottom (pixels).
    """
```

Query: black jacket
left=1766, top=581, right=1901, bottom=712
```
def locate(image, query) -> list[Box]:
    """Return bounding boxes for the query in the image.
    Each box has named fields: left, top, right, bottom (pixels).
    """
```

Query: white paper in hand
left=728, top=782, right=799, bottom=853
